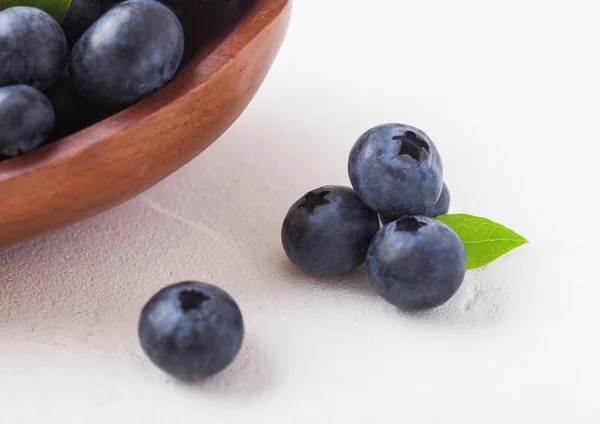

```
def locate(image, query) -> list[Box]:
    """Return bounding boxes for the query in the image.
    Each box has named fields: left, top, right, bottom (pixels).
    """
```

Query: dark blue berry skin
left=0, top=85, right=55, bottom=157
left=380, top=183, right=451, bottom=225
left=61, top=0, right=116, bottom=48
left=366, top=216, right=466, bottom=311
left=70, top=0, right=184, bottom=108
left=157, top=1, right=185, bottom=25
left=424, top=182, right=450, bottom=217
left=281, top=186, right=380, bottom=277
left=138, top=281, right=244, bottom=382
left=0, top=7, right=69, bottom=91
left=348, top=124, right=444, bottom=217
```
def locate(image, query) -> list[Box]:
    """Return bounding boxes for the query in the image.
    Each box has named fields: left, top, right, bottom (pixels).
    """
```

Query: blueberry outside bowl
left=0, top=0, right=291, bottom=248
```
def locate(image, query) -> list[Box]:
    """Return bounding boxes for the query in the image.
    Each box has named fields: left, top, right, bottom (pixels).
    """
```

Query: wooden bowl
left=0, top=0, right=291, bottom=248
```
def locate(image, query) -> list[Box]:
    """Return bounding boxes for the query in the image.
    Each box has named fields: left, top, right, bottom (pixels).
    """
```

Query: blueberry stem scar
left=393, top=130, right=430, bottom=161
left=395, top=217, right=427, bottom=233
left=300, top=190, right=330, bottom=213
left=179, top=290, right=210, bottom=312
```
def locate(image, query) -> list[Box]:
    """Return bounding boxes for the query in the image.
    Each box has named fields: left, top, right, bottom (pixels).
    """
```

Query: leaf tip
left=515, top=232, right=528, bottom=245
left=440, top=213, right=528, bottom=269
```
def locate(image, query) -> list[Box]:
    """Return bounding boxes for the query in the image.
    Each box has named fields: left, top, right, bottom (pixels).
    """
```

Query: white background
left=1, top=0, right=599, bottom=422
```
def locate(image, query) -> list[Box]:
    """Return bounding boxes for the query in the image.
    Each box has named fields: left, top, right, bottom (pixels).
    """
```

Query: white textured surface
left=1, top=0, right=599, bottom=422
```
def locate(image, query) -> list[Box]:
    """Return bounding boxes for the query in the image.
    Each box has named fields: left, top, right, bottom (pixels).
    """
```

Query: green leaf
left=437, top=214, right=527, bottom=270
left=2, top=0, right=72, bottom=23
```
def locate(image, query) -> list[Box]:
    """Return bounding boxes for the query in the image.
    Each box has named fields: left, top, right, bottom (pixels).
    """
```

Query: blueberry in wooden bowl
left=0, top=0, right=291, bottom=248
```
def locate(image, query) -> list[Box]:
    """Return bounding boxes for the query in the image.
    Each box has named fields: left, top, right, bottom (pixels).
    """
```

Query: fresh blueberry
left=281, top=186, right=380, bottom=276
left=348, top=124, right=444, bottom=217
left=380, top=183, right=451, bottom=225
left=0, top=85, right=55, bottom=157
left=138, top=281, right=244, bottom=382
left=366, top=216, right=466, bottom=311
left=0, top=7, right=69, bottom=91
left=70, top=0, right=184, bottom=108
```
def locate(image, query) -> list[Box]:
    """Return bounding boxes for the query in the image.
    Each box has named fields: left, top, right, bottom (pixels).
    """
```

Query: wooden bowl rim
left=0, top=0, right=289, bottom=181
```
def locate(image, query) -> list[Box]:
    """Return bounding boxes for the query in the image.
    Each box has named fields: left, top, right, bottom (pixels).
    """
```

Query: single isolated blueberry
left=281, top=185, right=380, bottom=277
left=380, top=182, right=451, bottom=225
left=0, top=6, right=69, bottom=90
left=70, top=0, right=184, bottom=108
left=0, top=85, right=55, bottom=157
left=138, top=281, right=244, bottom=382
left=366, top=216, right=466, bottom=311
left=348, top=124, right=444, bottom=217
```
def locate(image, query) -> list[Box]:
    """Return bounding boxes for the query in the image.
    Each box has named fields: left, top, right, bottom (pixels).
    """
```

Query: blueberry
left=281, top=186, right=380, bottom=276
left=138, top=281, right=244, bottom=382
left=0, top=85, right=55, bottom=157
left=61, top=0, right=116, bottom=48
left=380, top=182, right=451, bottom=225
left=366, top=216, right=466, bottom=311
left=0, top=7, right=69, bottom=90
left=348, top=124, right=444, bottom=217
left=70, top=0, right=184, bottom=108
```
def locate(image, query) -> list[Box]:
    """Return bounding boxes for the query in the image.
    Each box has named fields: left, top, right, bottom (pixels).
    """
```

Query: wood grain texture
left=0, top=0, right=291, bottom=248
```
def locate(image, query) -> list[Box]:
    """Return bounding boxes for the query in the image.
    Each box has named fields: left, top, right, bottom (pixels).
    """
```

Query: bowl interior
left=0, top=0, right=255, bottom=166
left=180, top=1, right=255, bottom=69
